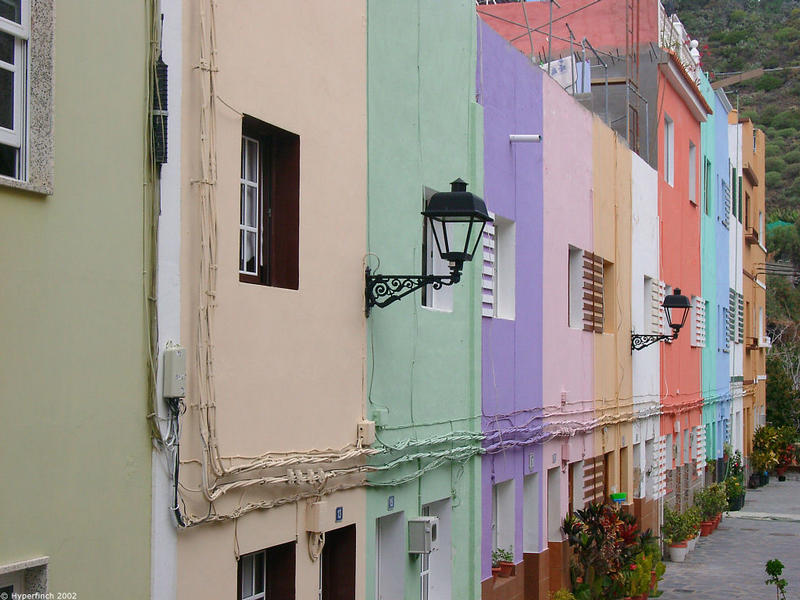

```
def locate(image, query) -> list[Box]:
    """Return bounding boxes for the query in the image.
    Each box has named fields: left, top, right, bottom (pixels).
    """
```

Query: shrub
left=776, top=127, right=798, bottom=138
left=773, top=109, right=800, bottom=129
left=757, top=74, right=784, bottom=91
left=662, top=506, right=692, bottom=544
left=766, top=171, right=783, bottom=187
left=766, top=143, right=783, bottom=157
left=785, top=163, right=800, bottom=180
left=765, top=558, right=788, bottom=600
left=766, top=157, right=787, bottom=173
left=775, top=26, right=800, bottom=42
left=550, top=590, right=576, bottom=600
left=783, top=149, right=800, bottom=163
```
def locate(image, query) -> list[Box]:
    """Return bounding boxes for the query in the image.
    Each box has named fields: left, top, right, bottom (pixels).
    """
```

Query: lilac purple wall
left=477, top=21, right=544, bottom=581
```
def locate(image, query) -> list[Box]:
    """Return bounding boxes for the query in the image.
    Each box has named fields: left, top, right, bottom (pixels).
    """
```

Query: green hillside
left=675, top=0, right=800, bottom=217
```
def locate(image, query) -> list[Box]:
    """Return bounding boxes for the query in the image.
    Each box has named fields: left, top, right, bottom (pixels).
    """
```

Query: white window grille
left=690, top=295, right=705, bottom=347
left=239, top=135, right=260, bottom=276
left=481, top=217, right=496, bottom=317
left=664, top=115, right=674, bottom=186
left=239, top=552, right=266, bottom=600
left=654, top=280, right=666, bottom=335
left=695, top=426, right=706, bottom=474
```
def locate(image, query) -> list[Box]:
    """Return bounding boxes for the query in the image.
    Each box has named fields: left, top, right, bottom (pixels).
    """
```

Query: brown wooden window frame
left=239, top=115, right=300, bottom=290
left=237, top=541, right=296, bottom=600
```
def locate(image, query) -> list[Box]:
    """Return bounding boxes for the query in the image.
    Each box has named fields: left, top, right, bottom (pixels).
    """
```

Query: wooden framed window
left=239, top=115, right=299, bottom=289
left=237, top=541, right=296, bottom=600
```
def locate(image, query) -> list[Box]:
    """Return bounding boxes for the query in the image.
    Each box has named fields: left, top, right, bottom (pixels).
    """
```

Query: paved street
left=659, top=476, right=800, bottom=599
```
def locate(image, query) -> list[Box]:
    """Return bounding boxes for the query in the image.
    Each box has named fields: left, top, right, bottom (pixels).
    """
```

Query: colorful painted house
left=161, top=3, right=370, bottom=599
left=366, top=2, right=483, bottom=599
left=0, top=1, right=152, bottom=597
left=476, top=19, right=544, bottom=600
left=740, top=118, right=768, bottom=460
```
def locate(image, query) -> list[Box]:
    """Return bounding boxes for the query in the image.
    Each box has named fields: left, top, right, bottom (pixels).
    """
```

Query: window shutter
left=728, top=289, right=736, bottom=344
left=691, top=296, right=706, bottom=347
left=582, top=251, right=604, bottom=333
left=653, top=280, right=666, bottom=335
left=583, top=457, right=604, bottom=504
left=695, top=426, right=706, bottom=475
left=482, top=217, right=496, bottom=318
left=737, top=293, right=744, bottom=343
left=652, top=436, right=667, bottom=500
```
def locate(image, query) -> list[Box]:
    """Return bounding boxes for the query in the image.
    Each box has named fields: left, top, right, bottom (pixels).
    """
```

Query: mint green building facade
left=0, top=1, right=152, bottom=596
left=365, top=2, right=483, bottom=598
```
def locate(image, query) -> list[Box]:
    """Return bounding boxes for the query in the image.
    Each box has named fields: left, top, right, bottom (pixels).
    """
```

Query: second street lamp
left=631, top=288, right=692, bottom=351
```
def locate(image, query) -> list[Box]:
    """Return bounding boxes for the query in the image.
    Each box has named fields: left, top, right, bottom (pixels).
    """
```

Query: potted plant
left=492, top=546, right=514, bottom=577
left=684, top=506, right=701, bottom=550
left=628, top=552, right=653, bottom=600
left=550, top=589, right=577, bottom=600
left=694, top=489, right=715, bottom=536
left=662, top=507, right=689, bottom=562
left=725, top=476, right=745, bottom=511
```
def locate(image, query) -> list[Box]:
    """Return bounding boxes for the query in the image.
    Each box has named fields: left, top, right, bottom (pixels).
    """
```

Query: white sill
left=421, top=304, right=453, bottom=314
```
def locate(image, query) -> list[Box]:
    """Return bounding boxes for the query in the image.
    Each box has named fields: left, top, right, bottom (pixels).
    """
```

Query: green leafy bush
left=765, top=558, right=788, bottom=600
left=782, top=149, right=800, bottom=163
left=757, top=74, right=784, bottom=92
left=775, top=26, right=800, bottom=42
left=785, top=163, right=800, bottom=180
left=767, top=171, right=783, bottom=187
left=766, top=157, right=787, bottom=173
left=766, top=143, right=783, bottom=157
left=773, top=110, right=800, bottom=129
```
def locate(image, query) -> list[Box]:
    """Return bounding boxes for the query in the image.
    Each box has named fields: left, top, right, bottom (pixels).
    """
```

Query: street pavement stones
left=658, top=476, right=800, bottom=599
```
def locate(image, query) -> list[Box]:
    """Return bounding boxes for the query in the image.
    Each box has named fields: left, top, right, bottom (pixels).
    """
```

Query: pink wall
left=541, top=75, right=594, bottom=495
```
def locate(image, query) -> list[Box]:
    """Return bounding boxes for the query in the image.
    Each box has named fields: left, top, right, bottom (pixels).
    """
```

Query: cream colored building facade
left=156, top=2, right=369, bottom=598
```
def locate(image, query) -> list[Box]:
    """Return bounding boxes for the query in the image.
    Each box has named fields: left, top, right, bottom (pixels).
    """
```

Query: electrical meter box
left=163, top=344, right=186, bottom=398
left=408, top=516, right=439, bottom=554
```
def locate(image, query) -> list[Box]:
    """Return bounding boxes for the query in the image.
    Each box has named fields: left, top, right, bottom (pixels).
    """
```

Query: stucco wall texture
left=658, top=68, right=703, bottom=445
left=0, top=1, right=152, bottom=597
left=478, top=19, right=544, bottom=579
left=175, top=2, right=368, bottom=598
left=365, top=2, right=482, bottom=599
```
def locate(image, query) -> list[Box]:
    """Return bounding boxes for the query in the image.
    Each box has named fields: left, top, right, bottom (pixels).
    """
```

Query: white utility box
left=408, top=516, right=439, bottom=554
left=163, top=343, right=186, bottom=398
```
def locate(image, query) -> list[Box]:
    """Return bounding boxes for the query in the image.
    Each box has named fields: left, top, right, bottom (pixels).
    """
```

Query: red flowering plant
left=562, top=503, right=643, bottom=600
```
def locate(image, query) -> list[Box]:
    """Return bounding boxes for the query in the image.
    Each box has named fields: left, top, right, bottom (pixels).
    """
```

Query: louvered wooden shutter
left=582, top=251, right=604, bottom=333
left=583, top=457, right=604, bottom=503
left=481, top=217, right=496, bottom=318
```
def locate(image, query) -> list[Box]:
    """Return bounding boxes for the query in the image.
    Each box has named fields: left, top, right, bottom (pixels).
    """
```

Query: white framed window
left=0, top=0, right=28, bottom=180
left=688, top=141, right=696, bottom=204
left=239, top=551, right=266, bottom=600
left=663, top=115, right=674, bottom=186
left=494, top=215, right=515, bottom=320
left=240, top=135, right=260, bottom=276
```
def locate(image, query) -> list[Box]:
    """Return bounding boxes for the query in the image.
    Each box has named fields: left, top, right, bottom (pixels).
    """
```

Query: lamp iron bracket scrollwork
left=365, top=263, right=462, bottom=316
left=630, top=332, right=677, bottom=352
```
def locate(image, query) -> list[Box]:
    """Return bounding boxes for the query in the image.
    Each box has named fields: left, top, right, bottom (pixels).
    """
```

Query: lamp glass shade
left=662, top=288, right=692, bottom=332
left=422, top=179, right=493, bottom=263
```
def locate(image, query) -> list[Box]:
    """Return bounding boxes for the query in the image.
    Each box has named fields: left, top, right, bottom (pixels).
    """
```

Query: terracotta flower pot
left=700, top=521, right=713, bottom=536
left=651, top=570, right=658, bottom=588
left=497, top=561, right=514, bottom=577
left=491, top=567, right=501, bottom=580
left=633, top=595, right=648, bottom=600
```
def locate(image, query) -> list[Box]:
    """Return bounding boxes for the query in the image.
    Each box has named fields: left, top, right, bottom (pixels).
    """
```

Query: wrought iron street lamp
left=365, top=179, right=492, bottom=316
left=631, top=288, right=692, bottom=351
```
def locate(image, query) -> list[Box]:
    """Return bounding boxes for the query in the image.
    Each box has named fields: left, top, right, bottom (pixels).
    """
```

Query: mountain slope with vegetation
left=675, top=0, right=800, bottom=217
